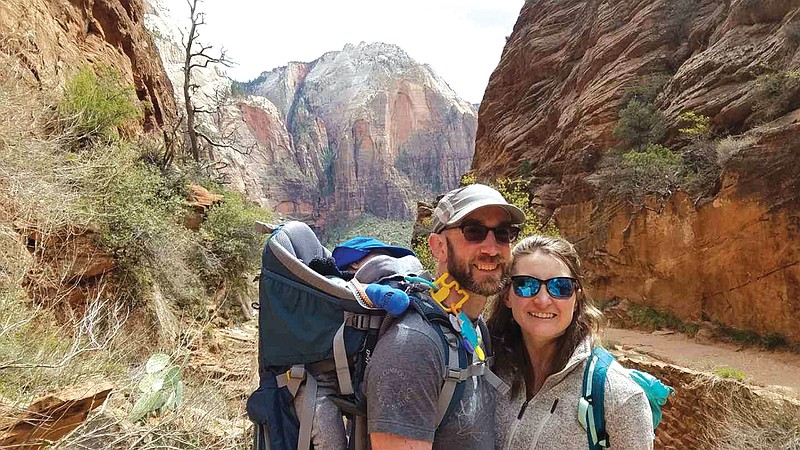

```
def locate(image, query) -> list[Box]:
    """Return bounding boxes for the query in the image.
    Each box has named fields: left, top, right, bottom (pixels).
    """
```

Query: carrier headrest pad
left=355, top=254, right=425, bottom=284
left=272, top=221, right=331, bottom=265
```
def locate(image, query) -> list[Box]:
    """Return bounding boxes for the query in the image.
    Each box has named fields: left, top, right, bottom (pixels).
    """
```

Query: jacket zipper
left=504, top=399, right=530, bottom=450
left=530, top=399, right=559, bottom=448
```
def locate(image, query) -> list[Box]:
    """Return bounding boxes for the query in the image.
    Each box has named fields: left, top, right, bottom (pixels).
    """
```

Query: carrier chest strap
left=484, top=365, right=511, bottom=395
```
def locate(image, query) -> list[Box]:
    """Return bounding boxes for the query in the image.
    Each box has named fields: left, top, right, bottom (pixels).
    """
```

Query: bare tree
left=207, top=84, right=257, bottom=160
left=181, top=0, right=235, bottom=161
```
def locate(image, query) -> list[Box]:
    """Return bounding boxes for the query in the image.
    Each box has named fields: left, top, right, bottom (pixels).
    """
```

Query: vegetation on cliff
left=0, top=62, right=267, bottom=447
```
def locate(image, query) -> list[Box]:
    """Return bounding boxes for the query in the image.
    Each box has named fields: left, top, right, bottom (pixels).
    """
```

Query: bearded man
left=365, top=183, right=526, bottom=450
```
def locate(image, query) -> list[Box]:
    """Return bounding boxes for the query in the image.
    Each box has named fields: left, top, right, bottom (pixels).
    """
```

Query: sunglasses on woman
left=445, top=223, right=521, bottom=244
left=510, top=275, right=579, bottom=299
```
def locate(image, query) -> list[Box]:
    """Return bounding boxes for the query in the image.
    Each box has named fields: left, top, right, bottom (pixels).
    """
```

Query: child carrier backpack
left=246, top=221, right=507, bottom=450
left=578, top=346, right=675, bottom=450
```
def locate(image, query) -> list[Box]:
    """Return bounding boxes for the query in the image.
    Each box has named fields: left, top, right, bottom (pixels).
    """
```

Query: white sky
left=160, top=0, right=524, bottom=103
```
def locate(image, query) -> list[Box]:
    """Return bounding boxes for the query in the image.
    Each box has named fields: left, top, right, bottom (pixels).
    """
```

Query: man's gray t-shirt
left=364, top=311, right=496, bottom=449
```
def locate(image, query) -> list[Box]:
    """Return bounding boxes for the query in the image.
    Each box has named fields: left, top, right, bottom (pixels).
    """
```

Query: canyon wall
left=475, top=0, right=800, bottom=341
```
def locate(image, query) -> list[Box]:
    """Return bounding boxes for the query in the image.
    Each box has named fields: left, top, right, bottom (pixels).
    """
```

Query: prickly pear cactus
left=129, top=353, right=184, bottom=422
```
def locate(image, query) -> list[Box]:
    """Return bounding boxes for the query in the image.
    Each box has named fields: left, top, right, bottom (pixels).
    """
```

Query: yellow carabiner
left=429, top=273, right=470, bottom=313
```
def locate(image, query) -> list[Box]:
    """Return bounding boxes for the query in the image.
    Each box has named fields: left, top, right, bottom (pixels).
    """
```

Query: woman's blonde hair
left=487, top=235, right=603, bottom=397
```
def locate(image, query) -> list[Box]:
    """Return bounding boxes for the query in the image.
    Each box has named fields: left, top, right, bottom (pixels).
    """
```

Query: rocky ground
left=187, top=319, right=800, bottom=450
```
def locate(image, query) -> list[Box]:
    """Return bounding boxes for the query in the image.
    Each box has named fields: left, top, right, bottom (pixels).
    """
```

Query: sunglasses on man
left=510, top=275, right=579, bottom=299
left=443, top=223, right=521, bottom=244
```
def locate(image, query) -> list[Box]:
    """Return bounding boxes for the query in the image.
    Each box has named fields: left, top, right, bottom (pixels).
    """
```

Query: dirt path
left=195, top=323, right=800, bottom=402
left=606, top=327, right=800, bottom=399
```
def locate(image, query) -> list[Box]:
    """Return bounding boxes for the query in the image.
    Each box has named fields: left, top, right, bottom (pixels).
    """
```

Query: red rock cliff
left=0, top=0, right=176, bottom=130
left=244, top=43, right=477, bottom=223
left=475, top=0, right=800, bottom=342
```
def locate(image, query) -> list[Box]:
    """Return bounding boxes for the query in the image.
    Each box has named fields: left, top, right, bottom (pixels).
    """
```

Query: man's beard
left=445, top=239, right=510, bottom=296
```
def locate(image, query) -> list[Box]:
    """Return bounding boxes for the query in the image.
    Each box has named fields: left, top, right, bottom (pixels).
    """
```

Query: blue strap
left=582, top=346, right=614, bottom=450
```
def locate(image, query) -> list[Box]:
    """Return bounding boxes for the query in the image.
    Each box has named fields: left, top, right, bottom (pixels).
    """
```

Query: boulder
left=0, top=382, right=113, bottom=449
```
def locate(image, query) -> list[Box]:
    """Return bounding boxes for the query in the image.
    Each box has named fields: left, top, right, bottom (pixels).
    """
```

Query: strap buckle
left=286, top=365, right=306, bottom=381
left=446, top=368, right=463, bottom=382
left=346, top=312, right=380, bottom=330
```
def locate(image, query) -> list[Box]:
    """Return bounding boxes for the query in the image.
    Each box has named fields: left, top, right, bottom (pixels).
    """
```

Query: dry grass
left=709, top=394, right=800, bottom=449
left=49, top=364, right=252, bottom=449
left=716, top=135, right=756, bottom=165
left=0, top=49, right=257, bottom=448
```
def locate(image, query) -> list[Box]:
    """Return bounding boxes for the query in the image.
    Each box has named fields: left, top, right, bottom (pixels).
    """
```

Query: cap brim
left=332, top=248, right=369, bottom=269
left=444, top=202, right=525, bottom=230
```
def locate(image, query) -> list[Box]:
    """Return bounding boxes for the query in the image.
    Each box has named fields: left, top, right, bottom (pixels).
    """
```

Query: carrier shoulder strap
left=579, top=346, right=614, bottom=450
left=406, top=291, right=509, bottom=426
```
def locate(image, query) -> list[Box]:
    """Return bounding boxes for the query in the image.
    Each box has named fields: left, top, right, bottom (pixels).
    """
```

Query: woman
left=488, top=235, right=654, bottom=449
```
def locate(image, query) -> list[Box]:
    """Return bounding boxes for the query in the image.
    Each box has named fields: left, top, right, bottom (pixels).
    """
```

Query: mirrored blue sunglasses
left=510, top=275, right=579, bottom=299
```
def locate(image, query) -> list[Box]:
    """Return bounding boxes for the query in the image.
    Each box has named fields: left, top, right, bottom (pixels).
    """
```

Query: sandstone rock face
left=0, top=0, right=176, bottom=131
left=244, top=42, right=477, bottom=222
left=475, top=1, right=800, bottom=341
left=146, top=2, right=477, bottom=224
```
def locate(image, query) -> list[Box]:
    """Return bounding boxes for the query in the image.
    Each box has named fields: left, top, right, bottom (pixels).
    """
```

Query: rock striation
left=475, top=0, right=800, bottom=342
left=242, top=42, right=477, bottom=223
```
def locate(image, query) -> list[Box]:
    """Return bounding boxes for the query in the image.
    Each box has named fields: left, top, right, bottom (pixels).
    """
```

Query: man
left=365, top=183, right=526, bottom=450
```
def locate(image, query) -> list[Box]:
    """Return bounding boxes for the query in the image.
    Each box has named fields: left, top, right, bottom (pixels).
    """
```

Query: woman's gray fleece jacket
left=495, top=337, right=655, bottom=450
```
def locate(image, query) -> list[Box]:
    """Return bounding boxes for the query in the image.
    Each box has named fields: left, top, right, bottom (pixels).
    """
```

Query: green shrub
left=459, top=171, right=477, bottom=187
left=713, top=367, right=746, bottom=381
left=75, top=144, right=203, bottom=309
left=613, top=100, right=667, bottom=151
left=680, top=139, right=721, bottom=194
left=678, top=111, right=712, bottom=138
left=667, top=0, right=697, bottom=43
left=715, top=135, right=756, bottom=165
left=58, top=65, right=142, bottom=142
left=320, top=146, right=336, bottom=193
left=751, top=71, right=800, bottom=123
left=715, top=324, right=795, bottom=351
left=230, top=80, right=247, bottom=98
left=199, top=191, right=271, bottom=290
left=716, top=323, right=762, bottom=346
left=412, top=237, right=437, bottom=275
left=608, top=144, right=683, bottom=198
left=628, top=304, right=698, bottom=336
left=493, top=178, right=560, bottom=240
left=763, top=332, right=789, bottom=350
left=322, top=214, right=414, bottom=248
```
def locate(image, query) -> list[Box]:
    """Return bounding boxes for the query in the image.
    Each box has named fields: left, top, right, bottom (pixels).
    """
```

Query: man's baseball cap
left=431, top=184, right=526, bottom=233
